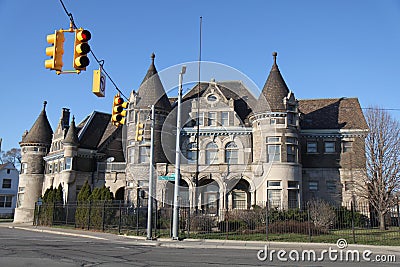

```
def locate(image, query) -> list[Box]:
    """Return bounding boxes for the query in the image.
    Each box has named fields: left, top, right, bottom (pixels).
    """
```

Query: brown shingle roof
left=298, top=98, right=368, bottom=130
left=136, top=53, right=172, bottom=111
left=255, top=52, right=290, bottom=113
left=63, top=116, right=79, bottom=146
left=21, top=101, right=53, bottom=145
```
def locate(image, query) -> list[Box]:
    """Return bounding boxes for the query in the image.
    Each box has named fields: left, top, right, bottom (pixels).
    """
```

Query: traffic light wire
left=58, top=0, right=129, bottom=101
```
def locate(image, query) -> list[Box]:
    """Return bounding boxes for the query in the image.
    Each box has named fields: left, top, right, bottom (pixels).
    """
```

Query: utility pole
left=172, top=66, right=186, bottom=240
left=146, top=105, right=155, bottom=240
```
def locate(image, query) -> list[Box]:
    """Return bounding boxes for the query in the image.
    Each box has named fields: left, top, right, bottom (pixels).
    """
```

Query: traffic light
left=135, top=122, right=144, bottom=141
left=112, top=94, right=128, bottom=126
left=73, top=29, right=91, bottom=71
left=45, top=30, right=65, bottom=71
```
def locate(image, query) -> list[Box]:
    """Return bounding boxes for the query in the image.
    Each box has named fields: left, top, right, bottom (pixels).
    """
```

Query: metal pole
left=147, top=105, right=155, bottom=240
left=172, top=66, right=186, bottom=240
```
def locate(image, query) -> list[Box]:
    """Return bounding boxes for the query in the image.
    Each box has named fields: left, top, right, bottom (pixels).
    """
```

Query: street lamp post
left=172, top=66, right=186, bottom=240
left=146, top=104, right=155, bottom=240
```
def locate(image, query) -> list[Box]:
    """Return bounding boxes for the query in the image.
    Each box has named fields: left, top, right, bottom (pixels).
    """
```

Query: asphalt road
left=0, top=225, right=399, bottom=266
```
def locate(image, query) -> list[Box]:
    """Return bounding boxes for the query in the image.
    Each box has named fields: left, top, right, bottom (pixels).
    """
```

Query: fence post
left=397, top=197, right=400, bottom=231
left=102, top=201, right=106, bottom=232
left=136, top=194, right=140, bottom=236
left=154, top=199, right=158, bottom=239
left=307, top=202, right=311, bottom=242
left=118, top=201, right=122, bottom=235
left=351, top=200, right=356, bottom=244
left=65, top=203, right=69, bottom=226
left=87, top=200, right=92, bottom=231
left=266, top=201, right=269, bottom=242
left=52, top=202, right=56, bottom=226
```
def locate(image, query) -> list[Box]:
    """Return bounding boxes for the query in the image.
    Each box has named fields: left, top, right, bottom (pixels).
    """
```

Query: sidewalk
left=2, top=222, right=400, bottom=254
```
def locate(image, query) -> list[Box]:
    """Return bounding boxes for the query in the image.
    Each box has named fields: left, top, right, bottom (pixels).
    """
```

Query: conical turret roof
left=255, top=52, right=290, bottom=113
left=63, top=116, right=79, bottom=146
left=136, top=53, right=171, bottom=111
left=20, top=101, right=53, bottom=145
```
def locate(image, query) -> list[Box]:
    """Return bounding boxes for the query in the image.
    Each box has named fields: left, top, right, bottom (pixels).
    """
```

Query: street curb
left=5, top=224, right=400, bottom=253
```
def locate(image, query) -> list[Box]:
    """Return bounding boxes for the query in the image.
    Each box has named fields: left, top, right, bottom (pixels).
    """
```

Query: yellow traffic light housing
left=135, top=122, right=144, bottom=141
left=45, top=30, right=65, bottom=71
left=73, top=29, right=91, bottom=71
left=112, top=94, right=128, bottom=127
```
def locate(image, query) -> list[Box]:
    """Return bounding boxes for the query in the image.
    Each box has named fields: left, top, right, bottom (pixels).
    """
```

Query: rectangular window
left=270, top=119, right=276, bottom=125
left=54, top=162, right=58, bottom=173
left=287, top=113, right=294, bottom=125
left=286, top=137, right=297, bottom=144
left=288, top=181, right=299, bottom=188
left=267, top=145, right=281, bottom=162
left=2, top=179, right=11, bottom=189
left=65, top=157, right=72, bottom=170
left=59, top=160, right=64, bottom=171
left=48, top=162, right=53, bottom=174
left=267, top=137, right=280, bottom=143
left=21, top=163, right=27, bottom=174
left=343, top=141, right=353, bottom=153
left=267, top=189, right=281, bottom=208
left=267, top=181, right=281, bottom=187
left=309, top=181, right=318, bottom=191
left=207, top=112, right=216, bottom=126
left=344, top=181, right=353, bottom=191
left=221, top=112, right=229, bottom=126
left=139, top=146, right=150, bottom=163
left=326, top=181, right=337, bottom=192
left=232, top=190, right=246, bottom=209
left=287, top=144, right=296, bottom=162
left=128, top=147, right=134, bottom=164
left=0, top=195, right=12, bottom=208
left=324, top=142, right=335, bottom=153
left=288, top=190, right=299, bottom=209
left=307, top=141, right=317, bottom=153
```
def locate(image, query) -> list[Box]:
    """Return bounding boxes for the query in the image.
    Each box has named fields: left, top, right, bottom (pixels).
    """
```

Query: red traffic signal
left=73, top=29, right=91, bottom=70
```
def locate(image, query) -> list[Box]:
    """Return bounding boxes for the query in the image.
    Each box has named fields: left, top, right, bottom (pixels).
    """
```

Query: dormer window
left=207, top=94, right=218, bottom=102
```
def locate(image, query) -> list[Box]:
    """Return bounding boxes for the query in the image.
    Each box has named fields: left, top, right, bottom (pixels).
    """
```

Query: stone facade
left=15, top=53, right=369, bottom=222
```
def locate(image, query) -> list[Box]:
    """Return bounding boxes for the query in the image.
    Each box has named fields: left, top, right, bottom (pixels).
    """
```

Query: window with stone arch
left=205, top=142, right=218, bottom=165
left=225, top=142, right=238, bottom=164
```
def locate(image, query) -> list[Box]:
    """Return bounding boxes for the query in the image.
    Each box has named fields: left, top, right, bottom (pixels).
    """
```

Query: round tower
left=14, top=101, right=53, bottom=223
left=251, top=52, right=302, bottom=209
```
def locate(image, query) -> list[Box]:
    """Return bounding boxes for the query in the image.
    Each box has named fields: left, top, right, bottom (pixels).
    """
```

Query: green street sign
left=158, top=174, right=175, bottom=181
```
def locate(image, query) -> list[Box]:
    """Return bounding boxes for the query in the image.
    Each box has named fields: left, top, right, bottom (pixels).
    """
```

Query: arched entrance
left=165, top=179, right=189, bottom=207
left=115, top=187, right=125, bottom=202
left=198, top=178, right=220, bottom=214
left=229, top=179, right=250, bottom=210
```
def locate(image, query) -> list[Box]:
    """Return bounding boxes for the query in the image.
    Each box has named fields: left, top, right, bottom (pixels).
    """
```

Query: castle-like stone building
left=14, top=52, right=368, bottom=222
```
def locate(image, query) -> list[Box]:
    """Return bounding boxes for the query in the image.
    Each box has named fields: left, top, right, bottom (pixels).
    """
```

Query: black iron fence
left=34, top=199, right=400, bottom=246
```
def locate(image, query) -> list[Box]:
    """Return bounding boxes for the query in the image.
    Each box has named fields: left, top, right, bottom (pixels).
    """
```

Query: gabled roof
left=182, top=80, right=257, bottom=122
left=135, top=53, right=172, bottom=111
left=0, top=162, right=16, bottom=171
left=298, top=98, right=368, bottom=130
left=255, top=52, right=290, bottom=113
left=77, top=111, right=112, bottom=149
left=20, top=101, right=53, bottom=146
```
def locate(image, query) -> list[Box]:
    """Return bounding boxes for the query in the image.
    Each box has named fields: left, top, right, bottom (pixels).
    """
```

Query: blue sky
left=0, top=0, right=399, bottom=152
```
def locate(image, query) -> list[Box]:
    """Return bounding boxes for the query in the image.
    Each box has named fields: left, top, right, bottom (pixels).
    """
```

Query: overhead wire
left=58, top=0, right=129, bottom=101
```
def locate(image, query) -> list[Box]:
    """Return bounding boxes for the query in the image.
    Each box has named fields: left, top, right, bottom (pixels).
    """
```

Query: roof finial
left=151, top=52, right=155, bottom=64
left=272, top=51, right=277, bottom=65
left=72, top=115, right=75, bottom=123
left=43, top=101, right=47, bottom=111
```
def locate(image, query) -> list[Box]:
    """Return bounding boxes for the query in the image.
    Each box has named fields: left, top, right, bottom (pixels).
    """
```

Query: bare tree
left=1, top=148, right=21, bottom=170
left=358, top=107, right=400, bottom=230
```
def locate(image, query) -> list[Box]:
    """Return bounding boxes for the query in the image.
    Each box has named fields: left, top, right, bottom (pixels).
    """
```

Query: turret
left=14, top=101, right=53, bottom=223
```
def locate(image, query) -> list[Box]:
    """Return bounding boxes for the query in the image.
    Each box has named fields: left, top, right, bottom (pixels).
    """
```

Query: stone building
left=14, top=52, right=368, bottom=222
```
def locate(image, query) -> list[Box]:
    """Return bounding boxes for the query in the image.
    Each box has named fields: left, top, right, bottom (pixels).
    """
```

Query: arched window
left=205, top=142, right=218, bottom=165
left=186, top=142, right=197, bottom=163
left=225, top=142, right=238, bottom=164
